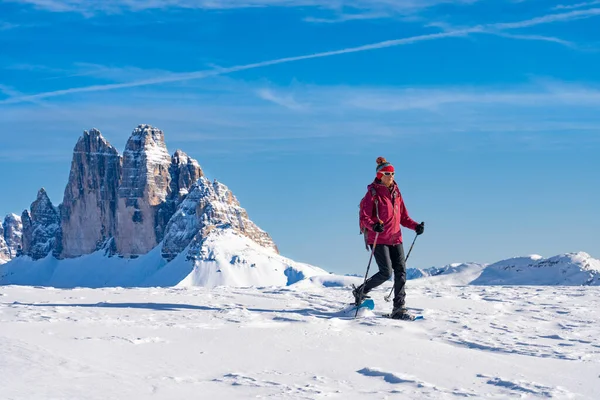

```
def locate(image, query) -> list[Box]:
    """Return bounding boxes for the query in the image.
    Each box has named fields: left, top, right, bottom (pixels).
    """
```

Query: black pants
left=361, top=243, right=406, bottom=309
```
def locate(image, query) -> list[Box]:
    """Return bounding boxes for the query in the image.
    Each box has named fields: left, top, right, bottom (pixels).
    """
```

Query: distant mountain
left=0, top=214, right=22, bottom=264
left=470, top=252, right=600, bottom=286
left=0, top=124, right=326, bottom=287
left=408, top=263, right=484, bottom=280
left=2, top=124, right=598, bottom=289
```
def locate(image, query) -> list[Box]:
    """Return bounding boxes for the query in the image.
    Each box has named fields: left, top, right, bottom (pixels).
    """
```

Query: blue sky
left=1, top=0, right=599, bottom=274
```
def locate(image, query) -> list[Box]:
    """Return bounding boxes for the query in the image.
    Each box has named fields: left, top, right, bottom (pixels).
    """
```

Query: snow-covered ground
left=2, top=278, right=599, bottom=399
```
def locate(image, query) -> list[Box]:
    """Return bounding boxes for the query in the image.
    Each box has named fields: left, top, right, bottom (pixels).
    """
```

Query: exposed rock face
left=156, top=150, right=204, bottom=244
left=3, top=214, right=23, bottom=258
left=170, top=150, right=203, bottom=201
left=162, top=176, right=278, bottom=261
left=60, top=129, right=122, bottom=258
left=0, top=223, right=9, bottom=263
left=116, top=125, right=172, bottom=257
left=4, top=124, right=279, bottom=268
left=21, top=189, right=61, bottom=260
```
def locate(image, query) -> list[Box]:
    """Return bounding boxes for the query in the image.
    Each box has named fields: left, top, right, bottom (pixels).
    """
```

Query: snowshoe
left=351, top=284, right=371, bottom=306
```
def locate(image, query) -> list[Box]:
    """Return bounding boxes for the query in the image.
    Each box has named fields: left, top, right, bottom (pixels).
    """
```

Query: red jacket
left=360, top=180, right=419, bottom=245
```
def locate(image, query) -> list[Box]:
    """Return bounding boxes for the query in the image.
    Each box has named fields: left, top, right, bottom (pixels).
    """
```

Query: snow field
left=1, top=281, right=598, bottom=399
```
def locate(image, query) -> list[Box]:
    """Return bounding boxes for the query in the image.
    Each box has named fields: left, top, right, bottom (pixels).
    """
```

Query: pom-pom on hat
left=376, top=156, right=395, bottom=179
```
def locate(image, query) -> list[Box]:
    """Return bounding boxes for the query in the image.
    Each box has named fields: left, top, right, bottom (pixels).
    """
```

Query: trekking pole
left=354, top=232, right=379, bottom=318
left=384, top=233, right=418, bottom=302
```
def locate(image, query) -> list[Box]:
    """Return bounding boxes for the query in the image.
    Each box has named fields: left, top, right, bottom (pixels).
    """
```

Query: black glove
left=373, top=222, right=384, bottom=233
left=415, top=222, right=425, bottom=235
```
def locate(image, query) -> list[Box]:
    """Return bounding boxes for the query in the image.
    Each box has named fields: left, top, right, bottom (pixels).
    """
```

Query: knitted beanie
left=375, top=156, right=394, bottom=179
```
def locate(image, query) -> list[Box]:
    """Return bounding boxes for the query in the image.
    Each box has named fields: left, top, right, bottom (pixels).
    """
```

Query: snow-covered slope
left=161, top=176, right=278, bottom=262
left=1, top=164, right=323, bottom=288
left=155, top=229, right=322, bottom=287
left=470, top=252, right=600, bottom=286
left=0, top=228, right=326, bottom=288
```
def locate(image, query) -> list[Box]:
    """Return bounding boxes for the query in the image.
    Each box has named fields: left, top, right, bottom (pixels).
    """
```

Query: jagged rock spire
left=2, top=124, right=277, bottom=266
left=3, top=214, right=22, bottom=259
left=21, top=188, right=60, bottom=260
left=60, top=128, right=121, bottom=258
left=116, top=124, right=173, bottom=257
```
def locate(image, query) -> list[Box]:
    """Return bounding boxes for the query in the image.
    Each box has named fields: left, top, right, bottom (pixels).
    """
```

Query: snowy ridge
left=471, top=252, right=600, bottom=286
left=155, top=228, right=325, bottom=288
left=162, top=176, right=278, bottom=262
left=0, top=227, right=326, bottom=288
left=407, top=262, right=486, bottom=285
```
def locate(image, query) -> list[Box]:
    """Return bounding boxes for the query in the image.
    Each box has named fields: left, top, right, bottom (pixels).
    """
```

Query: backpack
left=358, top=186, right=379, bottom=250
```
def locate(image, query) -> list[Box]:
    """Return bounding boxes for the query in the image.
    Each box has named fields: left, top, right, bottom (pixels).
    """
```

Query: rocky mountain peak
left=79, top=127, right=103, bottom=143
left=116, top=124, right=173, bottom=257
left=2, top=124, right=277, bottom=269
left=60, top=128, right=122, bottom=258
left=170, top=149, right=203, bottom=200
left=161, top=176, right=278, bottom=262
left=120, top=124, right=171, bottom=203
left=3, top=214, right=23, bottom=259
left=32, top=188, right=57, bottom=223
left=0, top=221, right=8, bottom=263
left=21, top=188, right=60, bottom=260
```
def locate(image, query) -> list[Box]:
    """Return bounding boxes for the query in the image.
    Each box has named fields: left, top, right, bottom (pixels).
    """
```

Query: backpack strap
left=370, top=187, right=380, bottom=222
left=361, top=186, right=381, bottom=250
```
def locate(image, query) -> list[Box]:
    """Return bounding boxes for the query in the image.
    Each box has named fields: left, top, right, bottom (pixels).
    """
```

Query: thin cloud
left=0, top=28, right=476, bottom=104
left=0, top=84, right=90, bottom=129
left=256, top=88, right=307, bottom=110
left=0, top=84, right=49, bottom=108
left=0, top=21, right=20, bottom=30
left=6, top=0, right=480, bottom=15
left=491, top=7, right=600, bottom=29
left=483, top=31, right=577, bottom=49
left=303, top=12, right=389, bottom=24
left=341, top=85, right=600, bottom=111
left=2, top=8, right=599, bottom=105
left=3, top=80, right=600, bottom=160
left=553, top=1, right=600, bottom=10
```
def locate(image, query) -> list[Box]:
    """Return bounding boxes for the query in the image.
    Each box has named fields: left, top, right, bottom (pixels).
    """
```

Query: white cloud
left=1, top=8, right=598, bottom=105
left=2, top=78, right=599, bottom=159
left=338, top=83, right=600, bottom=111
left=256, top=88, right=307, bottom=110
left=481, top=31, right=578, bottom=49
left=303, top=12, right=389, bottom=24
left=0, top=28, right=477, bottom=105
left=553, top=1, right=600, bottom=11
left=0, top=21, right=20, bottom=30
left=6, top=0, right=480, bottom=15
left=491, top=7, right=600, bottom=29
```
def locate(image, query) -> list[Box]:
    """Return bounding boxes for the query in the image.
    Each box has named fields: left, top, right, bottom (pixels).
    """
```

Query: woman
left=354, top=157, right=425, bottom=320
